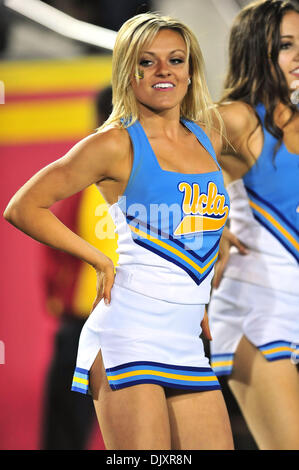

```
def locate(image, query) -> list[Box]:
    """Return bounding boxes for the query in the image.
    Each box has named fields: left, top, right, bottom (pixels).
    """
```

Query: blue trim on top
left=134, top=238, right=201, bottom=284
left=122, top=120, right=147, bottom=199
left=133, top=238, right=215, bottom=285
left=255, top=102, right=266, bottom=120
left=126, top=214, right=221, bottom=263
left=130, top=119, right=220, bottom=176
left=245, top=186, right=299, bottom=236
left=253, top=213, right=299, bottom=263
left=182, top=119, right=221, bottom=170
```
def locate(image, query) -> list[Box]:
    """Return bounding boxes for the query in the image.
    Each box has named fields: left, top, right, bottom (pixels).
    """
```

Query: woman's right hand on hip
left=92, top=254, right=115, bottom=311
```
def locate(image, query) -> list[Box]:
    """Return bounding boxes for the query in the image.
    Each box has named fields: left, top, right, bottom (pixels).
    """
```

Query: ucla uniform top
left=108, top=118, right=229, bottom=304
left=224, top=103, right=299, bottom=294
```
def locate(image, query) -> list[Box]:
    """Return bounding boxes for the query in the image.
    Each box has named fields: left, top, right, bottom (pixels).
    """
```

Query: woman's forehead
left=140, top=29, right=187, bottom=54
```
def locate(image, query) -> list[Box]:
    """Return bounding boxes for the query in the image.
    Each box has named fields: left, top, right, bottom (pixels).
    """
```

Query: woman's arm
left=212, top=226, right=248, bottom=289
left=3, top=128, right=130, bottom=305
left=210, top=102, right=256, bottom=288
left=217, top=101, right=261, bottom=180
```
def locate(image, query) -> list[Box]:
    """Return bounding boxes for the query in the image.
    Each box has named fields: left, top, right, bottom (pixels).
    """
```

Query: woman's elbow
left=3, top=199, right=25, bottom=227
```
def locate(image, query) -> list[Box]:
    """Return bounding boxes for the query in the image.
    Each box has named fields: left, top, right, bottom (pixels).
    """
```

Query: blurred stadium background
left=0, top=0, right=257, bottom=450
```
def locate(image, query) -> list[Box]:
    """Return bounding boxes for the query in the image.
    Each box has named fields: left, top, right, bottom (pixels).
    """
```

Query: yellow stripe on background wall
left=0, top=56, right=112, bottom=94
left=0, top=56, right=112, bottom=143
left=0, top=97, right=96, bottom=143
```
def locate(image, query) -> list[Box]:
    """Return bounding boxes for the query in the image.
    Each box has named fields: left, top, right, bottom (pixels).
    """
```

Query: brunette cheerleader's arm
left=212, top=226, right=248, bottom=289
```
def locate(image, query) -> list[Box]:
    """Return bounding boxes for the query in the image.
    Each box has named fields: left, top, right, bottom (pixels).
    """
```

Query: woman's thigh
left=165, top=388, right=234, bottom=450
left=229, top=335, right=299, bottom=450
left=90, top=350, right=172, bottom=450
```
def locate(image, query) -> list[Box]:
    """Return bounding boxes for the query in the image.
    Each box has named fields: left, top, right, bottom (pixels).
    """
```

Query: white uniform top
left=223, top=179, right=299, bottom=296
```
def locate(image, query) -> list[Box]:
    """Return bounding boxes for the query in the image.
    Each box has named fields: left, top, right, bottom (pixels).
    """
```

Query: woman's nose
left=155, top=60, right=171, bottom=76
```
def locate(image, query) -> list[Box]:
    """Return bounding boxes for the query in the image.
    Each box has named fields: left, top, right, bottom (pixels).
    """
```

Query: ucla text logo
left=174, top=181, right=229, bottom=236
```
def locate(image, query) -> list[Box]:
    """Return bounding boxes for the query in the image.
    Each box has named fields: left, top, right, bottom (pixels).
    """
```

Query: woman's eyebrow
left=141, top=49, right=187, bottom=56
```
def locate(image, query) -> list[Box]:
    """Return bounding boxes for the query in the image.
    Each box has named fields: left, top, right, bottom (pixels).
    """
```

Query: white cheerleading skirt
left=71, top=283, right=220, bottom=394
left=208, top=278, right=299, bottom=376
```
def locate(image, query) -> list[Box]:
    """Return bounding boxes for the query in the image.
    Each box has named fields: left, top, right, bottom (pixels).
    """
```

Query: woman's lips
left=290, top=67, right=299, bottom=78
left=152, top=82, right=175, bottom=90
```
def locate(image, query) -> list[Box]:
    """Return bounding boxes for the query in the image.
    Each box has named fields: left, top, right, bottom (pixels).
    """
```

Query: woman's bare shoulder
left=78, top=125, right=130, bottom=157
left=215, top=101, right=262, bottom=177
left=64, top=125, right=131, bottom=172
left=217, top=101, right=259, bottom=139
left=40, top=125, right=133, bottom=193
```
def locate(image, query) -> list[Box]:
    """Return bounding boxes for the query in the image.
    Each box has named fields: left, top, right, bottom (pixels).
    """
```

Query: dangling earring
left=188, top=77, right=191, bottom=86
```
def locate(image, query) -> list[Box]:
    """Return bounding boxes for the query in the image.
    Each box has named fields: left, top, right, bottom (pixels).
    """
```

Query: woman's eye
left=139, top=59, right=153, bottom=67
left=170, top=58, right=184, bottom=64
left=280, top=42, right=292, bottom=50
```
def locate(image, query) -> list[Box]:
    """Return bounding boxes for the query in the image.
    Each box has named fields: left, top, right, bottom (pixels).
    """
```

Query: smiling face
left=131, top=28, right=190, bottom=115
left=278, top=11, right=299, bottom=90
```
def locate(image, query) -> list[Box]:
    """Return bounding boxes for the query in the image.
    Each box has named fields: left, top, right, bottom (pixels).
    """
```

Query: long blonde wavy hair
left=98, top=12, right=222, bottom=137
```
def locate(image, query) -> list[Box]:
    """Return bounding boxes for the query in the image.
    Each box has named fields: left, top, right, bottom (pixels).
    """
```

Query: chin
left=140, top=100, right=178, bottom=113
